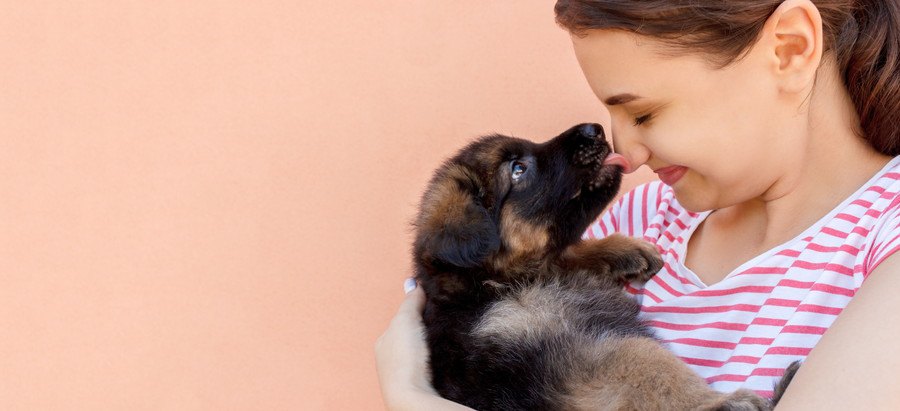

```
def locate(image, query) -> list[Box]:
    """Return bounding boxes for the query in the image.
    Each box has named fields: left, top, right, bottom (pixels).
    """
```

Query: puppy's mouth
left=573, top=149, right=623, bottom=194
left=601, top=153, right=630, bottom=172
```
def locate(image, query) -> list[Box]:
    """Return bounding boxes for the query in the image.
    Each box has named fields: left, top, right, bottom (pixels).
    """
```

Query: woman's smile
left=653, top=165, right=688, bottom=186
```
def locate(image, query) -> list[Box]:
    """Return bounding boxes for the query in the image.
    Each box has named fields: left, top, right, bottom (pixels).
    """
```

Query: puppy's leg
left=770, top=360, right=801, bottom=407
left=561, top=336, right=770, bottom=411
left=559, top=234, right=663, bottom=283
left=696, top=389, right=771, bottom=411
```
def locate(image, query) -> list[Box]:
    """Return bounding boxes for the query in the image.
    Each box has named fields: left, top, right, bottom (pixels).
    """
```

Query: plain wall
left=0, top=2, right=655, bottom=409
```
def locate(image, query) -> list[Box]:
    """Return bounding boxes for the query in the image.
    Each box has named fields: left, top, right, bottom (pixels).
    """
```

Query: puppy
left=412, top=123, right=784, bottom=410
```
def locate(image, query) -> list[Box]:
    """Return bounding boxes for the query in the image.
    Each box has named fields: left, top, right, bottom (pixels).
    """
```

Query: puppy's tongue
left=602, top=153, right=631, bottom=172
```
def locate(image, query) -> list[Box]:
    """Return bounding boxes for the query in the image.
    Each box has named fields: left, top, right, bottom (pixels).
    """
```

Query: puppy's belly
left=466, top=282, right=732, bottom=411
left=471, top=280, right=645, bottom=345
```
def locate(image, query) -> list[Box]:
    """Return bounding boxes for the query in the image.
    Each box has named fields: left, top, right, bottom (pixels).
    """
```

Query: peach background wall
left=0, top=2, right=654, bottom=409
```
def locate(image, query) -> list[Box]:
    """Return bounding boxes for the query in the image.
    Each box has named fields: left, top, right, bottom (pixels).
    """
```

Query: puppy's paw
left=614, top=238, right=664, bottom=283
left=699, top=389, right=771, bottom=411
left=594, top=235, right=662, bottom=283
left=771, top=360, right=801, bottom=406
left=562, top=235, right=663, bottom=283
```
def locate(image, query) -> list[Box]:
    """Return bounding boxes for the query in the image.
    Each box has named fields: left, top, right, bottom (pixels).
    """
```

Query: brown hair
left=555, top=0, right=900, bottom=155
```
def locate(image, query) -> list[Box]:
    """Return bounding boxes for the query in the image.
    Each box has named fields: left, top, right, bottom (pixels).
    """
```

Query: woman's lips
left=654, top=165, right=687, bottom=186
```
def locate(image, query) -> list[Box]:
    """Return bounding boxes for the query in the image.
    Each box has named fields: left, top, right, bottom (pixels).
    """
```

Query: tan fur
left=559, top=337, right=768, bottom=411
left=472, top=282, right=570, bottom=344
left=473, top=139, right=506, bottom=166
left=560, top=234, right=661, bottom=283
left=474, top=293, right=769, bottom=410
left=492, top=206, right=550, bottom=272
left=437, top=276, right=467, bottom=294
left=417, top=164, right=478, bottom=233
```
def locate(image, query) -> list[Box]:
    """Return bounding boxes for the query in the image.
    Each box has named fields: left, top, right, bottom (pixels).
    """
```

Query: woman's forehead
left=571, top=30, right=709, bottom=102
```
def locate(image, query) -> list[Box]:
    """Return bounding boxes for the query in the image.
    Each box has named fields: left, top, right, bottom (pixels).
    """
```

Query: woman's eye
left=511, top=162, right=527, bottom=180
left=633, top=113, right=653, bottom=126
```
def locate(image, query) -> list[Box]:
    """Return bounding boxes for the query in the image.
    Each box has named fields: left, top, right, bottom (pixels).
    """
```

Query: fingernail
left=403, top=278, right=417, bottom=294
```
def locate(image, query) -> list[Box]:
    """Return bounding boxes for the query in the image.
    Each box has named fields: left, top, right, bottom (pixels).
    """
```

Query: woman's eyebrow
left=604, top=93, right=641, bottom=106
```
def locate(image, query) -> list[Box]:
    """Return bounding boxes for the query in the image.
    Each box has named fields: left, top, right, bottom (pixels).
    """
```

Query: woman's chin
left=670, top=185, right=717, bottom=213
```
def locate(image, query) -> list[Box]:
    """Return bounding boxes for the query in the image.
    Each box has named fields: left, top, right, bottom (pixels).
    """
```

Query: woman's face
left=571, top=30, right=802, bottom=212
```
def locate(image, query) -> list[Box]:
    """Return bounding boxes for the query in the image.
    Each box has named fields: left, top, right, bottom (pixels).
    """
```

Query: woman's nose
left=609, top=123, right=650, bottom=174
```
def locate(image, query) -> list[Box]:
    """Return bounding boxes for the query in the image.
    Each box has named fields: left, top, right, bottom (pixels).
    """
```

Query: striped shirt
left=583, top=156, right=900, bottom=397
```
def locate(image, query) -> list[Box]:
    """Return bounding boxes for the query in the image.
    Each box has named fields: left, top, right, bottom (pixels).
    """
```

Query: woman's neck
left=742, top=57, right=891, bottom=250
left=689, top=57, right=893, bottom=285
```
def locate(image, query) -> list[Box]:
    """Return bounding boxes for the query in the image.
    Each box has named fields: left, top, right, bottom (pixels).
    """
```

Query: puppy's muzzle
left=571, top=123, right=610, bottom=169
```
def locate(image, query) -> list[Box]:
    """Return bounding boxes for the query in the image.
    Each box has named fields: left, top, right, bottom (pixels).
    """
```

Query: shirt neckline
left=675, top=155, right=900, bottom=289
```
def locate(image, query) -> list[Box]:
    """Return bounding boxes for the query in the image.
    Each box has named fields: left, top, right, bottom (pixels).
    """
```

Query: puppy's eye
left=511, top=162, right=527, bottom=181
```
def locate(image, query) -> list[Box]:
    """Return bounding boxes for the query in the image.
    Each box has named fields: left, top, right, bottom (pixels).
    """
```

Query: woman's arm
left=374, top=282, right=475, bottom=411
left=775, top=254, right=900, bottom=409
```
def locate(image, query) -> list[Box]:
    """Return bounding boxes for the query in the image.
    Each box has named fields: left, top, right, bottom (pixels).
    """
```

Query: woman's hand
left=375, top=279, right=434, bottom=404
left=375, top=279, right=475, bottom=411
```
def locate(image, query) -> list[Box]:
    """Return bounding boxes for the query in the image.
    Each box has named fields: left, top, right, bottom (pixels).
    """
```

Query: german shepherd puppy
left=412, top=123, right=782, bottom=410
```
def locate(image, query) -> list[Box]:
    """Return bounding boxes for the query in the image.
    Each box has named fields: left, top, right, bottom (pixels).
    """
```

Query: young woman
left=376, top=0, right=900, bottom=409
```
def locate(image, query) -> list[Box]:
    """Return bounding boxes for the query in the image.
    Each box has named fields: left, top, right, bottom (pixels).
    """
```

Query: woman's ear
left=760, top=0, right=824, bottom=95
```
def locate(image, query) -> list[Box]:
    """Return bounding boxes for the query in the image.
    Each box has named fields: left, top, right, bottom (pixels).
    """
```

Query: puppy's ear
left=416, top=164, right=500, bottom=267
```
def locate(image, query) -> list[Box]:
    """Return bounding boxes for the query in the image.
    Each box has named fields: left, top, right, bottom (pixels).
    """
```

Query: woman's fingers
left=403, top=277, right=417, bottom=294
left=375, top=278, right=435, bottom=406
left=398, top=280, right=425, bottom=316
left=375, top=278, right=427, bottom=371
left=377, top=279, right=425, bottom=350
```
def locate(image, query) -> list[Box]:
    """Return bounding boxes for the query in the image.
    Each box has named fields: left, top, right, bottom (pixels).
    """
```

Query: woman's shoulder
left=784, top=155, right=900, bottom=278
left=851, top=156, right=900, bottom=275
left=863, top=155, right=900, bottom=192
left=835, top=156, right=900, bottom=231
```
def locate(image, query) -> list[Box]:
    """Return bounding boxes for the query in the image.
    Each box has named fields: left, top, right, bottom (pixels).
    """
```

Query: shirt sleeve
left=864, top=195, right=900, bottom=277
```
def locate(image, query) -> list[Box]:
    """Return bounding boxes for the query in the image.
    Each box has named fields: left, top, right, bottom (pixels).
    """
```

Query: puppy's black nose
left=578, top=123, right=603, bottom=139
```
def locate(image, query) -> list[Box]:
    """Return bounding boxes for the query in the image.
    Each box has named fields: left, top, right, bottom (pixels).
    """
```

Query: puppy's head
left=415, top=123, right=623, bottom=272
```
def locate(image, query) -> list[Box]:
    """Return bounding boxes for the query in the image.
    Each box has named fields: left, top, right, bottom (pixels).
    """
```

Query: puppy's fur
left=413, top=124, right=789, bottom=410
